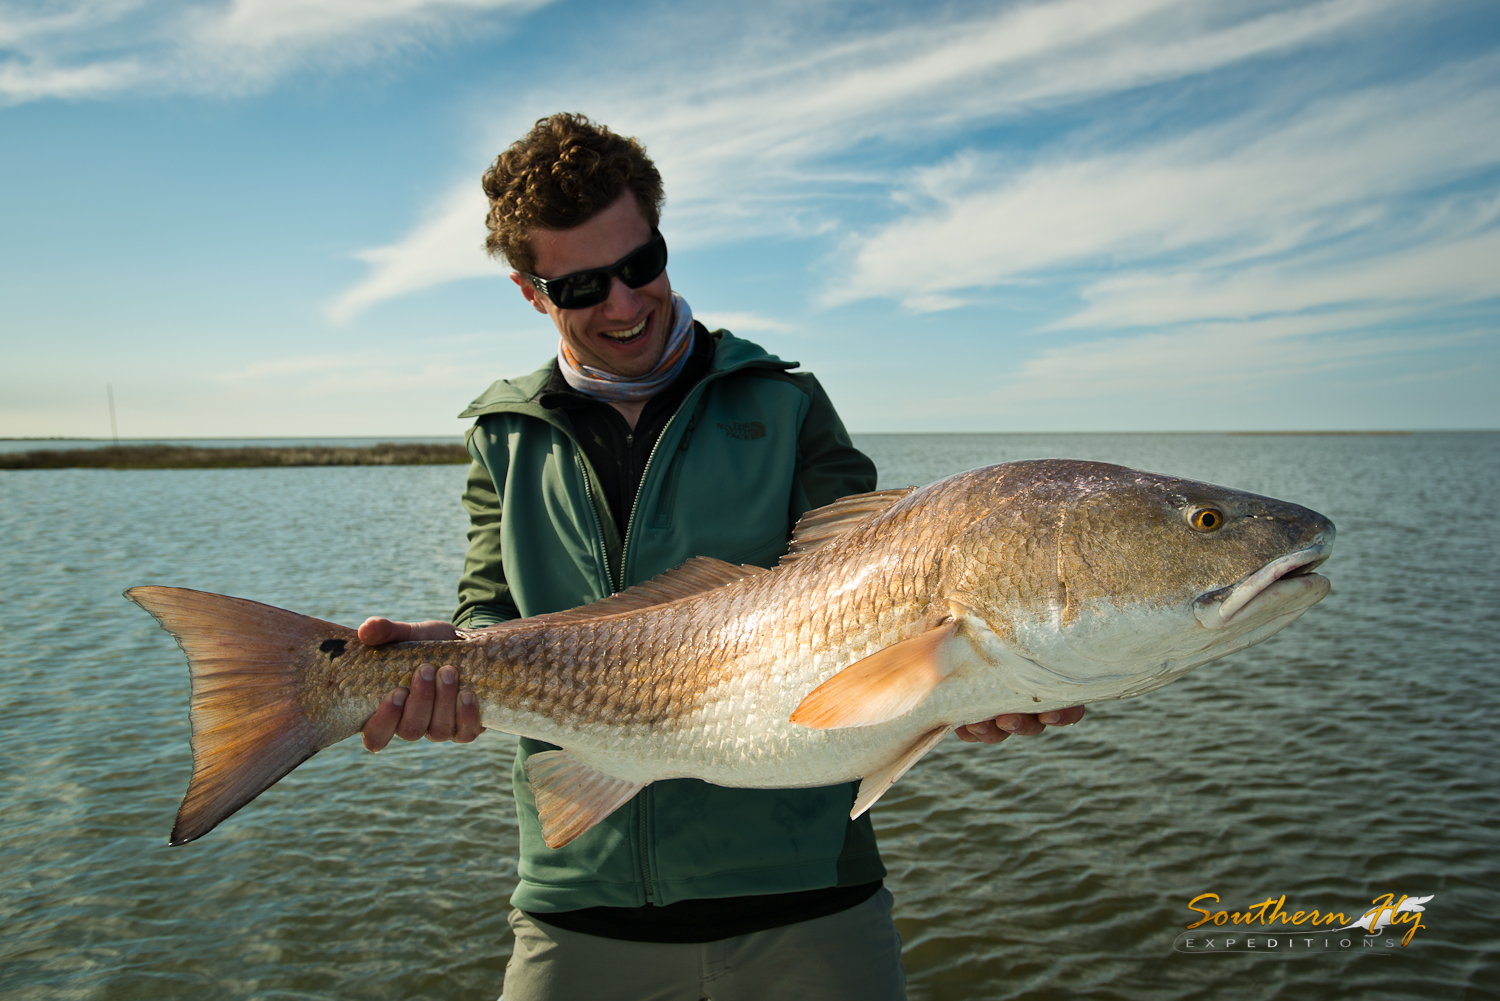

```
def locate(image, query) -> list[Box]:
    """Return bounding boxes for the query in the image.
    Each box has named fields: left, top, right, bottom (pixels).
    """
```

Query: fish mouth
left=1196, top=540, right=1333, bottom=629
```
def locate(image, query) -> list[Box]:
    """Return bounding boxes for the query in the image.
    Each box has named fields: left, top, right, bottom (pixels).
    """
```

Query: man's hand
left=358, top=618, right=487, bottom=751
left=954, top=706, right=1085, bottom=744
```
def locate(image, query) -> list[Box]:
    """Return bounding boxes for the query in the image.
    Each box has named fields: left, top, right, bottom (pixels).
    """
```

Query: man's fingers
left=395, top=664, right=437, bottom=741
left=994, top=713, right=1047, bottom=737
left=358, top=617, right=407, bottom=645
left=454, top=689, right=487, bottom=743
left=361, top=688, right=407, bottom=752
left=357, top=618, right=462, bottom=645
left=426, top=666, right=459, bottom=742
left=1038, top=705, right=1086, bottom=727
left=956, top=720, right=1011, bottom=745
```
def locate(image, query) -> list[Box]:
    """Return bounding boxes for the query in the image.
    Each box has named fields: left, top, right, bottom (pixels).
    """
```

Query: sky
left=2, top=0, right=1498, bottom=437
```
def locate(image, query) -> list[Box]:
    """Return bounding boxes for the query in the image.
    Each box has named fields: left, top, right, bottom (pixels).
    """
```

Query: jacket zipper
left=626, top=388, right=719, bottom=901
left=575, top=447, right=654, bottom=898
left=619, top=413, right=676, bottom=590
left=620, top=410, right=680, bottom=904
left=575, top=377, right=724, bottom=902
left=573, top=453, right=614, bottom=593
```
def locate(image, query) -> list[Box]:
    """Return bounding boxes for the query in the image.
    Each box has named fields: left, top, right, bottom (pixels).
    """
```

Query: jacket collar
left=456, top=328, right=797, bottom=421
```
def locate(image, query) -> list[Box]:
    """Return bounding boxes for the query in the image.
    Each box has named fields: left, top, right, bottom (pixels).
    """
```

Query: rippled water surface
left=2, top=433, right=1497, bottom=1000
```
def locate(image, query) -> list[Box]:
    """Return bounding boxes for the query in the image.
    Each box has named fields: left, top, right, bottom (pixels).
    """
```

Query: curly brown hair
left=482, top=113, right=664, bottom=275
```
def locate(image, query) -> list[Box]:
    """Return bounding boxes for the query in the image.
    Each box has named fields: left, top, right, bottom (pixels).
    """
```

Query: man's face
left=511, top=192, right=672, bottom=379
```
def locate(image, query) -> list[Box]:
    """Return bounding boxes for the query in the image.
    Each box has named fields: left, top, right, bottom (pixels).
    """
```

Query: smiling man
left=356, top=113, right=1082, bottom=1001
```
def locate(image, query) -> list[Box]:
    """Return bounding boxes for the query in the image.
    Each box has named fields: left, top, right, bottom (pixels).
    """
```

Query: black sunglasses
left=524, top=231, right=668, bottom=310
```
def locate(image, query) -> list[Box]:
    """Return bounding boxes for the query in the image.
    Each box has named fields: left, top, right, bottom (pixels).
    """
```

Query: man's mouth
left=599, top=314, right=650, bottom=344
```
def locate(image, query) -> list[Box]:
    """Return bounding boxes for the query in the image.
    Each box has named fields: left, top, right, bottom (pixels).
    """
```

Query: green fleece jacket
left=454, top=330, right=885, bottom=911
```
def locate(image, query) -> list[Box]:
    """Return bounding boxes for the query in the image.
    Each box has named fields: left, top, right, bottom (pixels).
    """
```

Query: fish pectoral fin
left=789, top=621, right=959, bottom=729
left=851, top=726, right=949, bottom=819
left=524, top=751, right=646, bottom=849
left=781, top=488, right=917, bottom=565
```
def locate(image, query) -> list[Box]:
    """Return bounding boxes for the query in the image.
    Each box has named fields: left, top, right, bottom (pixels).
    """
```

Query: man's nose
left=601, top=275, right=645, bottom=316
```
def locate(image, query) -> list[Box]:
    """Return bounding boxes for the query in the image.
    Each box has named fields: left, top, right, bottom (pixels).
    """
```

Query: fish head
left=952, top=460, right=1334, bottom=702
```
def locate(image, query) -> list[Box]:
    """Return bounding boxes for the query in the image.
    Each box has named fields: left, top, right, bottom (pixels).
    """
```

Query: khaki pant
left=500, top=887, right=907, bottom=1001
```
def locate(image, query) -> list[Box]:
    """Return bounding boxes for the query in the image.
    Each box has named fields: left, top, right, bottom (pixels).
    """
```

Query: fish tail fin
left=126, top=585, right=362, bottom=845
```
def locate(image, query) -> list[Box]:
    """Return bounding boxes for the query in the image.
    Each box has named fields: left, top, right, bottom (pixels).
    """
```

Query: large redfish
left=128, top=459, right=1334, bottom=848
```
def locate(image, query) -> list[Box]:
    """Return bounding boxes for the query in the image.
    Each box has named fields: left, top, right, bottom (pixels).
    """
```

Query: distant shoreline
left=6, top=430, right=1492, bottom=468
left=0, top=443, right=471, bottom=470
left=14, top=431, right=1494, bottom=448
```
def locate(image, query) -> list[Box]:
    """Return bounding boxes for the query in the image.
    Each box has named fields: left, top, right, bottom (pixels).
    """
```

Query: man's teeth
left=602, top=317, right=648, bottom=341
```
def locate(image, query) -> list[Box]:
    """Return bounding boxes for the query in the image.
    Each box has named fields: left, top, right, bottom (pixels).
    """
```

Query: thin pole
left=107, top=383, right=118, bottom=445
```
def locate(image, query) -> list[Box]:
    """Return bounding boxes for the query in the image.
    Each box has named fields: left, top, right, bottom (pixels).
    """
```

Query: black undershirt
left=528, top=880, right=883, bottom=944
left=527, top=325, right=881, bottom=944
left=536, top=323, right=715, bottom=540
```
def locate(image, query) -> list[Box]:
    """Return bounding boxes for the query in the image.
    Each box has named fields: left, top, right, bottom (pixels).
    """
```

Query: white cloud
left=0, top=0, right=549, bottom=103
left=1066, top=224, right=1500, bottom=330
left=604, top=0, right=1408, bottom=242
left=1004, top=311, right=1450, bottom=403
left=326, top=184, right=496, bottom=323
left=877, top=306, right=1491, bottom=432
left=831, top=58, right=1500, bottom=314
left=0, top=54, right=142, bottom=99
left=334, top=0, right=1407, bottom=315
left=204, top=0, right=525, bottom=48
left=215, top=344, right=476, bottom=391
left=692, top=311, right=793, bottom=334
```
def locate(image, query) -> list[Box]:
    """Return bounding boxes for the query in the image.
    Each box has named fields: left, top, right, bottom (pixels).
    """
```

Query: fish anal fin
left=521, top=557, right=768, bottom=627
left=524, top=751, right=646, bottom=849
left=781, top=488, right=916, bottom=565
left=852, top=726, right=949, bottom=819
left=790, top=621, right=959, bottom=729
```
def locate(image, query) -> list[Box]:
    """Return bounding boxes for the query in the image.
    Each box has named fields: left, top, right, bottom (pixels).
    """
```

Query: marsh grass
left=0, top=443, right=470, bottom=470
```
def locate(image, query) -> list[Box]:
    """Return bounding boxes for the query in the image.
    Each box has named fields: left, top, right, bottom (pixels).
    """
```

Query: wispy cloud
left=0, top=0, right=548, bottom=103
left=691, top=310, right=794, bottom=334
left=620, top=0, right=1407, bottom=237
left=330, top=0, right=1410, bottom=317
left=326, top=183, right=495, bottom=323
left=876, top=307, right=1491, bottom=431
left=832, top=57, right=1500, bottom=318
left=1065, top=221, right=1500, bottom=330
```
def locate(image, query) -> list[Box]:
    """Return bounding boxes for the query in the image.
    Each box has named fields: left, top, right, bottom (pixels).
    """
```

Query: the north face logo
left=718, top=421, right=766, bottom=440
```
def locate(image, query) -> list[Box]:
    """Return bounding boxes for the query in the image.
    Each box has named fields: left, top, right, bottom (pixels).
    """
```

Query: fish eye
left=1189, top=507, right=1224, bottom=532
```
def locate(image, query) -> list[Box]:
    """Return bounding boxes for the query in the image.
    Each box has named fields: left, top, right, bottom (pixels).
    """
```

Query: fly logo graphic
left=1173, top=892, right=1435, bottom=954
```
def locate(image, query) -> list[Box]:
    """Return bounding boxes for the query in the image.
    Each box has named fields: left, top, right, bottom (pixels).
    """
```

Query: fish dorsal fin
left=524, top=750, right=647, bottom=849
left=851, top=726, right=949, bottom=819
left=781, top=488, right=915, bottom=565
left=789, top=620, right=959, bottom=729
left=521, top=557, right=769, bottom=626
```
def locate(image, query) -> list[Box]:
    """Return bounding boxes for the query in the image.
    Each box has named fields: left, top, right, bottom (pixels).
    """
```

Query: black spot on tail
left=320, top=638, right=347, bottom=659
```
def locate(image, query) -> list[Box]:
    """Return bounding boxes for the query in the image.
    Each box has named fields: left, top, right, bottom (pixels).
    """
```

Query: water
left=2, top=433, right=1496, bottom=1000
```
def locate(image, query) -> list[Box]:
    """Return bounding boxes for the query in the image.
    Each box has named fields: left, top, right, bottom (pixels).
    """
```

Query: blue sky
left=3, top=0, right=1498, bottom=437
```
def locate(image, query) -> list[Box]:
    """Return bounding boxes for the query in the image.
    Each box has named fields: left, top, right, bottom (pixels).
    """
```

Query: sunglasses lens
left=553, top=272, right=610, bottom=310
left=535, top=233, right=668, bottom=309
left=618, top=237, right=668, bottom=289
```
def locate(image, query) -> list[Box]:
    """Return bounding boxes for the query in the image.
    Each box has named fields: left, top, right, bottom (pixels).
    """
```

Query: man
left=356, top=114, right=1084, bottom=1000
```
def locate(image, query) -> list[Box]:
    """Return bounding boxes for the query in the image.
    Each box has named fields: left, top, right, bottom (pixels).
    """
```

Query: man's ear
left=511, top=272, right=550, bottom=315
